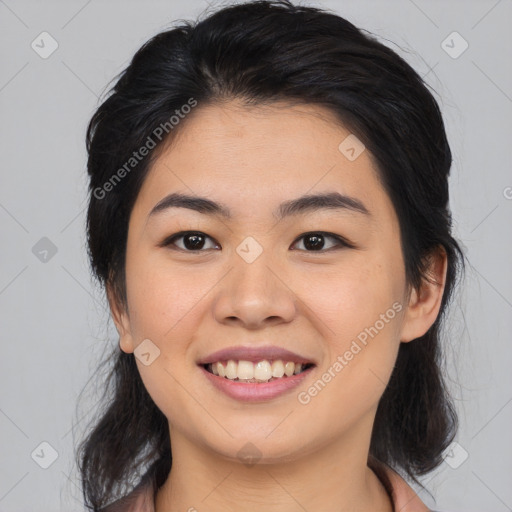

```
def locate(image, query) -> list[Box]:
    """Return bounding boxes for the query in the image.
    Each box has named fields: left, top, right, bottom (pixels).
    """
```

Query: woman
left=76, top=1, right=465, bottom=510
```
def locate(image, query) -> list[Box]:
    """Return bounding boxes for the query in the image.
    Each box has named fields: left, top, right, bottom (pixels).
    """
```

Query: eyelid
left=159, top=231, right=220, bottom=251
left=160, top=230, right=355, bottom=252
left=291, top=231, right=356, bottom=250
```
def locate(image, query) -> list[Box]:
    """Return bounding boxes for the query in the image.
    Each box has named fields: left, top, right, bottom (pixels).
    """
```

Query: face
left=110, top=100, right=446, bottom=464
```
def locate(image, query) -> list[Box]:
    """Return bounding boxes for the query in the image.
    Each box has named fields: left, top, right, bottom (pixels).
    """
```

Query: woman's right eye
left=161, top=231, right=220, bottom=252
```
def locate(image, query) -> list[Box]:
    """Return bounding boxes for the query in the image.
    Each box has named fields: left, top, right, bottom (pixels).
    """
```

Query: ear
left=399, top=246, right=448, bottom=343
left=107, top=284, right=135, bottom=354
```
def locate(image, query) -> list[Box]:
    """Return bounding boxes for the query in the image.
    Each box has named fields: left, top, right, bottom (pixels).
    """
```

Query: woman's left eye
left=291, top=232, right=353, bottom=251
left=160, top=231, right=353, bottom=252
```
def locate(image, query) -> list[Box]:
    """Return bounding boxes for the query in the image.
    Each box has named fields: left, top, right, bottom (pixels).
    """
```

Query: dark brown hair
left=76, top=1, right=465, bottom=509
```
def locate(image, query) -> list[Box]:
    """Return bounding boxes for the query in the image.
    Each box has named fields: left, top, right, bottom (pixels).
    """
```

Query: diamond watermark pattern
left=441, top=31, right=469, bottom=59
left=237, top=442, right=262, bottom=467
left=236, top=236, right=263, bottom=263
left=32, top=237, right=58, bottom=263
left=443, top=441, right=469, bottom=469
left=134, top=338, right=161, bottom=366
left=31, top=32, right=59, bottom=59
left=338, top=134, right=365, bottom=161
left=31, top=441, right=59, bottom=469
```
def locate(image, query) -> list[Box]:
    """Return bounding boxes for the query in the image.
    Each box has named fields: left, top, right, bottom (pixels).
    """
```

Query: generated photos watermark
left=297, top=301, right=403, bottom=405
left=93, top=97, right=198, bottom=200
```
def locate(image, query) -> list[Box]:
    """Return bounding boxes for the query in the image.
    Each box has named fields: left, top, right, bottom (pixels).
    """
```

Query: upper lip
left=197, top=346, right=316, bottom=365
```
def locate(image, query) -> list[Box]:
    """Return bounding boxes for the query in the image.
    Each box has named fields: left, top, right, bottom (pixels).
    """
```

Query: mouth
left=201, top=360, right=316, bottom=383
left=196, top=345, right=317, bottom=401
left=198, top=358, right=317, bottom=402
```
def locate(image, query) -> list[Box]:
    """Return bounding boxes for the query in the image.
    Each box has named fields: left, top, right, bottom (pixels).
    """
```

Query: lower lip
left=199, top=365, right=315, bottom=402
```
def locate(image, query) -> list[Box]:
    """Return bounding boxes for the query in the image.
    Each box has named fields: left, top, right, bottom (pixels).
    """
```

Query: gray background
left=1, top=0, right=511, bottom=510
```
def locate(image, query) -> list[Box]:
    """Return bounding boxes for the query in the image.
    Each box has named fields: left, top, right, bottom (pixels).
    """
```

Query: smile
left=204, top=359, right=314, bottom=382
left=199, top=360, right=316, bottom=402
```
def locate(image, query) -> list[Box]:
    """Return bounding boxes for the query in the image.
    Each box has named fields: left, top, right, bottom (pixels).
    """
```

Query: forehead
left=165, top=100, right=362, bottom=165
left=132, top=100, right=392, bottom=225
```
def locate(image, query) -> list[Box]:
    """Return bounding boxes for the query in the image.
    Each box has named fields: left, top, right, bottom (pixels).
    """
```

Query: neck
left=155, top=422, right=393, bottom=512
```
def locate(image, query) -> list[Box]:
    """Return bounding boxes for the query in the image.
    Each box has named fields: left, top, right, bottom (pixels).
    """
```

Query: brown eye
left=163, top=231, right=219, bottom=251
left=291, top=232, right=353, bottom=252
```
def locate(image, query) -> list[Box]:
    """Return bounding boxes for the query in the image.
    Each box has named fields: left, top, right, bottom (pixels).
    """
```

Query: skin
left=109, top=100, right=447, bottom=512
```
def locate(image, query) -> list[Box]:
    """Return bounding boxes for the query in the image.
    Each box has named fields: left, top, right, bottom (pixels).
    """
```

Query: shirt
left=384, top=465, right=432, bottom=511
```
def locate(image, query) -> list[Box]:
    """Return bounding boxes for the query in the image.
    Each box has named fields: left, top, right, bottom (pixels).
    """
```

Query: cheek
left=124, top=256, right=207, bottom=418
left=295, top=254, right=402, bottom=345
left=297, top=253, right=404, bottom=414
left=125, top=252, right=212, bottom=340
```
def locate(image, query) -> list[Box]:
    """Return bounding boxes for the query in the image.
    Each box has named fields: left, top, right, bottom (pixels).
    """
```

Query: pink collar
left=382, top=465, right=430, bottom=511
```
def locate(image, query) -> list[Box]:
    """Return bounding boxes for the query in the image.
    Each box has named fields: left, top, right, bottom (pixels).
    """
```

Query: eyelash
left=160, top=231, right=355, bottom=253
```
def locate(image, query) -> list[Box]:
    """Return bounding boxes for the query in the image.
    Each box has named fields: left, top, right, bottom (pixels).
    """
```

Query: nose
left=212, top=254, right=297, bottom=329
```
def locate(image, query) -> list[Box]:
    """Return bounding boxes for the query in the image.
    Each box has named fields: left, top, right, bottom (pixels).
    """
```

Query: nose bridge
left=235, top=254, right=277, bottom=297
left=213, top=243, right=296, bottom=327
left=232, top=233, right=282, bottom=294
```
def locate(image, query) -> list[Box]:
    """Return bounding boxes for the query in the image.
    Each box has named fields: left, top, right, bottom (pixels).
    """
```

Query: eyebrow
left=148, top=191, right=371, bottom=221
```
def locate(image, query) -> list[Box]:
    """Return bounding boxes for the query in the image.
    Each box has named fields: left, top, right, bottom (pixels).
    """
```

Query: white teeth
left=284, top=362, right=295, bottom=377
left=225, top=360, right=237, bottom=380
left=271, top=360, right=285, bottom=378
left=208, top=359, right=310, bottom=382
left=237, top=360, right=254, bottom=380
left=254, top=360, right=272, bottom=381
